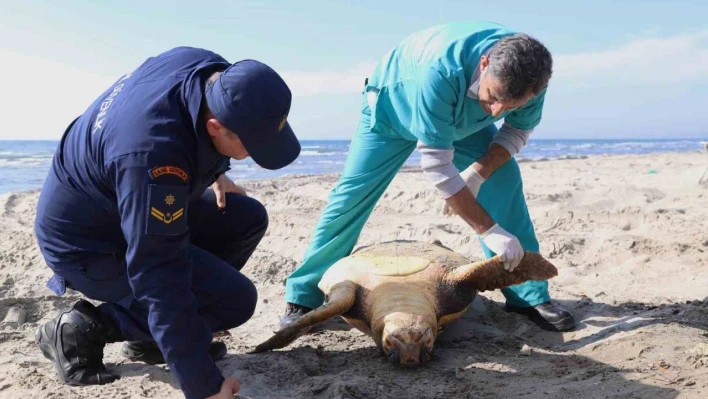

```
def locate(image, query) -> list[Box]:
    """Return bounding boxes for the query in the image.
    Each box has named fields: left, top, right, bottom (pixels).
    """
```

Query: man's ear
left=206, top=118, right=224, bottom=138
left=479, top=55, right=489, bottom=73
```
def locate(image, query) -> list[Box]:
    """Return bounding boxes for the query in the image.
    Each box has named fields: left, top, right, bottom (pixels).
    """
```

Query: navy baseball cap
left=205, top=59, right=300, bottom=170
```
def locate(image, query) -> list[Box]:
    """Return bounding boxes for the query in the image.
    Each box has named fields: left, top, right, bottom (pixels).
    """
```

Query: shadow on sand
left=108, top=294, right=705, bottom=398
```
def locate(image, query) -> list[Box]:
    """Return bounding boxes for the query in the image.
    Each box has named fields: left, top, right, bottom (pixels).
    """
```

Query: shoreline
left=5, top=150, right=706, bottom=195
left=1, top=148, right=706, bottom=196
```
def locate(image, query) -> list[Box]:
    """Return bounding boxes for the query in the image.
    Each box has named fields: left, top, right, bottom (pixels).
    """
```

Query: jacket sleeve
left=107, top=151, right=223, bottom=399
left=211, top=156, right=232, bottom=182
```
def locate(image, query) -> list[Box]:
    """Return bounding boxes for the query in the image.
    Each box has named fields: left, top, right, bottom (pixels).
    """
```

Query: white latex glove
left=440, top=168, right=486, bottom=216
left=479, top=223, right=524, bottom=271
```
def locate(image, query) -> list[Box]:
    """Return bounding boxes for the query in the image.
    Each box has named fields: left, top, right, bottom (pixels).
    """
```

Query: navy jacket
left=36, top=47, right=234, bottom=399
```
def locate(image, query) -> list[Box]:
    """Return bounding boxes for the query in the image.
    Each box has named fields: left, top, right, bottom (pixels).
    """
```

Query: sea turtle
left=251, top=240, right=558, bottom=367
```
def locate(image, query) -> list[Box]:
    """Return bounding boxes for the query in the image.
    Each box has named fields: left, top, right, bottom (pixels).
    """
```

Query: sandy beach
left=1, top=151, right=707, bottom=399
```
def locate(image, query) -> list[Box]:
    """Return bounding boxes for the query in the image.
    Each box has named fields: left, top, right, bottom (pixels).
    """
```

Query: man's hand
left=480, top=224, right=524, bottom=271
left=443, top=188, right=524, bottom=271
left=211, top=174, right=247, bottom=208
left=207, top=376, right=240, bottom=399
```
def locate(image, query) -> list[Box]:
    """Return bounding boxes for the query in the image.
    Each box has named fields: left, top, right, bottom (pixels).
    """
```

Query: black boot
left=121, top=340, right=228, bottom=365
left=505, top=301, right=576, bottom=332
left=35, top=299, right=119, bottom=386
left=279, top=302, right=312, bottom=329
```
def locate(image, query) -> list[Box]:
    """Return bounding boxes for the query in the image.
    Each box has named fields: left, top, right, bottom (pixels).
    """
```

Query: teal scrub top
left=365, top=21, right=547, bottom=148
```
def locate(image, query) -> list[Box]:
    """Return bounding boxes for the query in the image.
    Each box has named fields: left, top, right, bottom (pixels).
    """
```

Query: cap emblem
left=278, top=114, right=288, bottom=132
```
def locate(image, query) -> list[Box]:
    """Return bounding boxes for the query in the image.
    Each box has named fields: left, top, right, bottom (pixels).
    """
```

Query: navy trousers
left=46, top=189, right=267, bottom=343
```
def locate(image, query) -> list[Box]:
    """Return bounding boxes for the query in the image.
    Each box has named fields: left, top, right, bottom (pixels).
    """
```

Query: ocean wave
left=602, top=142, right=666, bottom=149
left=0, top=158, right=52, bottom=166
left=570, top=143, right=596, bottom=150
left=227, top=163, right=251, bottom=170
left=516, top=154, right=589, bottom=163
left=524, top=140, right=704, bottom=157
left=299, top=150, right=328, bottom=156
left=0, top=153, right=54, bottom=160
left=300, top=150, right=350, bottom=157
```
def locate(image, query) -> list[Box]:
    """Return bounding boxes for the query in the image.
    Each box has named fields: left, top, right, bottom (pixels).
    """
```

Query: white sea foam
left=300, top=150, right=328, bottom=156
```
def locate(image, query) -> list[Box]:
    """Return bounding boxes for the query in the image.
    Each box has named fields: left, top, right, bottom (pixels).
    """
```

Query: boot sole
left=532, top=315, right=576, bottom=331
left=505, top=307, right=577, bottom=332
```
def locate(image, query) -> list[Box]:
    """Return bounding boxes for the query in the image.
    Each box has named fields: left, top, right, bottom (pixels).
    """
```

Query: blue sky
left=0, top=0, right=706, bottom=140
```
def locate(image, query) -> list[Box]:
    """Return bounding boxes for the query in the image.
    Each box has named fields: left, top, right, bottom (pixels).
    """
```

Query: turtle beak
left=383, top=327, right=434, bottom=368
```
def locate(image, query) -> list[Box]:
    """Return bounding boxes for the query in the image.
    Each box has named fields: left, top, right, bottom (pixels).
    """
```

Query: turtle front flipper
left=249, top=281, right=357, bottom=353
left=448, top=252, right=558, bottom=292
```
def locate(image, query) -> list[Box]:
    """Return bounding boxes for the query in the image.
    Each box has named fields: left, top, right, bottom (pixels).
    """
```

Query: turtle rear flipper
left=249, top=281, right=357, bottom=353
left=449, top=252, right=558, bottom=292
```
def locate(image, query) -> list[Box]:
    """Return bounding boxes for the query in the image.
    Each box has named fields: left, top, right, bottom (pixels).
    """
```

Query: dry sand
left=1, top=151, right=707, bottom=398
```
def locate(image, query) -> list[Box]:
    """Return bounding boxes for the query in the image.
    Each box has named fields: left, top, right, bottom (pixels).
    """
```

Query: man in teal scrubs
left=283, top=22, right=576, bottom=332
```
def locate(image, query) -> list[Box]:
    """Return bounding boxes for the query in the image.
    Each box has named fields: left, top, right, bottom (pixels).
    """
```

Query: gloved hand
left=479, top=223, right=524, bottom=271
left=441, top=168, right=486, bottom=216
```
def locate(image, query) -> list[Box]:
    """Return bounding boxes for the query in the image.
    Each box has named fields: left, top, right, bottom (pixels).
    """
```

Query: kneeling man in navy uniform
left=34, top=47, right=300, bottom=399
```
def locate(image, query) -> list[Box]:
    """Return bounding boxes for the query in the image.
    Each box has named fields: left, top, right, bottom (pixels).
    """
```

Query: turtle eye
left=420, top=347, right=431, bottom=364
left=386, top=333, right=404, bottom=346
left=417, top=328, right=433, bottom=343
left=387, top=348, right=400, bottom=364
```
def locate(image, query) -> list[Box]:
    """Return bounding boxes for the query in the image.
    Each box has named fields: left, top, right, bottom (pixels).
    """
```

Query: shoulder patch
left=149, top=166, right=189, bottom=182
left=146, top=185, right=188, bottom=235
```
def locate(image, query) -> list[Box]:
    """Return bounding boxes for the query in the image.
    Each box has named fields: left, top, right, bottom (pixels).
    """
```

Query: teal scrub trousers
left=285, top=97, right=550, bottom=310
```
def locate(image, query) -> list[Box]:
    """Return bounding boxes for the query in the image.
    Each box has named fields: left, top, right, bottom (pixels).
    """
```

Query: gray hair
left=486, top=33, right=553, bottom=102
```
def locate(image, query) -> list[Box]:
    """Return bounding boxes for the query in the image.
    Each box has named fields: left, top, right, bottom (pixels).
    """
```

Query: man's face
left=477, top=56, right=532, bottom=117
left=205, top=118, right=250, bottom=160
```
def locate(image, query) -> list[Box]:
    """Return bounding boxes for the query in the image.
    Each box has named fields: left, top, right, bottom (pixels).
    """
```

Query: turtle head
left=379, top=313, right=436, bottom=368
